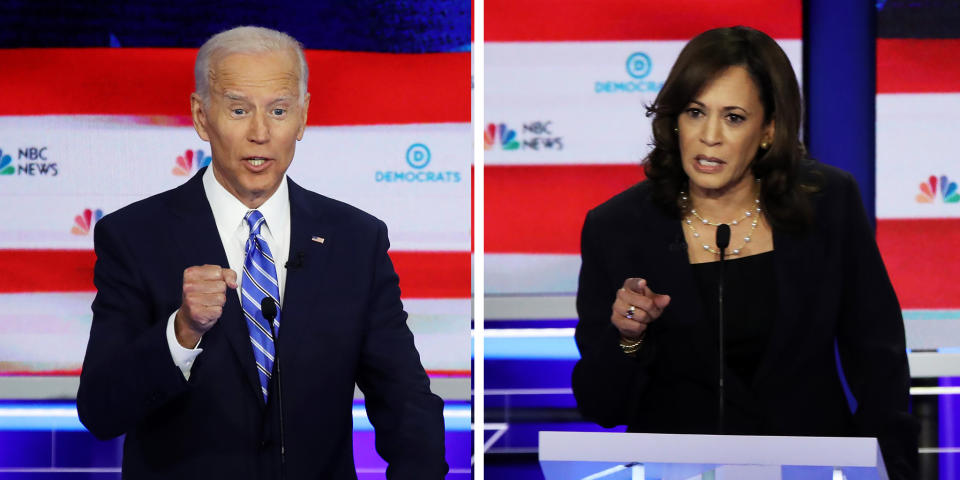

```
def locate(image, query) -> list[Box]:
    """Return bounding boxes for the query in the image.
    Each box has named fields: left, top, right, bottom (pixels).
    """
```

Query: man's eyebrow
left=223, top=92, right=249, bottom=101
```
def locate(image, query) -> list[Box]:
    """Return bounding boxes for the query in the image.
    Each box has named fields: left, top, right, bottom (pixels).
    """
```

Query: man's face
left=191, top=50, right=310, bottom=208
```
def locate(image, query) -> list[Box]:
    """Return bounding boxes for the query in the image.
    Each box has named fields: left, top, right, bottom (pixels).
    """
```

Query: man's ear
left=190, top=93, right=210, bottom=141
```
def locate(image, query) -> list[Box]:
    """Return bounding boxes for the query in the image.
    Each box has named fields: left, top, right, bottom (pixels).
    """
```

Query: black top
left=572, top=162, right=918, bottom=480
left=692, top=251, right=777, bottom=387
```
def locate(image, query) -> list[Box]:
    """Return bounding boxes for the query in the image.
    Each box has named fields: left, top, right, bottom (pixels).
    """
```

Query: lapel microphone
left=261, top=297, right=285, bottom=477
left=715, top=223, right=731, bottom=434
left=284, top=252, right=304, bottom=270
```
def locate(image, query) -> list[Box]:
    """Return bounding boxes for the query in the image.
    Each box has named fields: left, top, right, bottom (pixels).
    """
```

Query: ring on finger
left=626, top=305, right=637, bottom=319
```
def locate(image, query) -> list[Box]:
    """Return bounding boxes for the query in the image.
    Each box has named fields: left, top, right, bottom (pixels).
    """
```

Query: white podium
left=539, top=431, right=888, bottom=480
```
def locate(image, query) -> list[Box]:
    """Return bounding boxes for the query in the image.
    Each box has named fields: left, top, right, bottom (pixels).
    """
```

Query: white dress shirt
left=165, top=166, right=291, bottom=380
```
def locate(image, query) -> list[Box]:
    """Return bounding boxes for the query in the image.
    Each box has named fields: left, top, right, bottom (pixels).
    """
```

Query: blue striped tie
left=241, top=210, right=280, bottom=403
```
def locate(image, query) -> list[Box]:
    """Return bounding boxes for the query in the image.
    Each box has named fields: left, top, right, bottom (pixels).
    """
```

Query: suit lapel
left=633, top=204, right=722, bottom=386
left=279, top=179, right=335, bottom=352
left=164, top=168, right=263, bottom=405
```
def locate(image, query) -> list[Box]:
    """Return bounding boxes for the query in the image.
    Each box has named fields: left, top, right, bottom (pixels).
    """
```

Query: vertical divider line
left=472, top=0, right=486, bottom=478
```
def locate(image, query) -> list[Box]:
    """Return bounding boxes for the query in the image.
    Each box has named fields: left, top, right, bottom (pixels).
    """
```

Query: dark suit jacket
left=572, top=162, right=918, bottom=479
left=77, top=168, right=447, bottom=479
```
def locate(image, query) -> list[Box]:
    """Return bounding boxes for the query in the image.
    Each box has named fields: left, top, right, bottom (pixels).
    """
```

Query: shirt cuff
left=166, top=310, right=203, bottom=381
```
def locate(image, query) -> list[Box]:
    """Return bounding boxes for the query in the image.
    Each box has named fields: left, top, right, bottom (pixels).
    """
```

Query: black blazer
left=77, top=168, right=447, bottom=479
left=572, top=162, right=918, bottom=479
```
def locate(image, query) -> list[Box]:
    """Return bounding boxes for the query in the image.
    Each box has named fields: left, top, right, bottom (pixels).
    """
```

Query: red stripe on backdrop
left=0, top=250, right=469, bottom=299
left=486, top=164, right=645, bottom=253
left=486, top=165, right=959, bottom=309
left=486, top=0, right=801, bottom=41
left=0, top=251, right=95, bottom=293
left=390, top=251, right=471, bottom=299
left=0, top=49, right=469, bottom=125
left=877, top=39, right=960, bottom=94
left=877, top=218, right=960, bottom=309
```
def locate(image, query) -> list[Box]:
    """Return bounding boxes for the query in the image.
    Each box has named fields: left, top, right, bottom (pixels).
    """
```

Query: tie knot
left=244, top=210, right=266, bottom=236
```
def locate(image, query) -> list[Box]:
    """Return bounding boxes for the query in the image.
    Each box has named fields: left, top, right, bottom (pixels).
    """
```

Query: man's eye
left=273, top=108, right=286, bottom=116
left=232, top=108, right=245, bottom=115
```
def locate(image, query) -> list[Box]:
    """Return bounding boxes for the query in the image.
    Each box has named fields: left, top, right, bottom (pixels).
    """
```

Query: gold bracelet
left=619, top=335, right=644, bottom=355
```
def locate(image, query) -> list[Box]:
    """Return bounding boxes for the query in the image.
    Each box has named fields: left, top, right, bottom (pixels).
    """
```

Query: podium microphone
left=261, top=297, right=285, bottom=477
left=715, top=224, right=730, bottom=434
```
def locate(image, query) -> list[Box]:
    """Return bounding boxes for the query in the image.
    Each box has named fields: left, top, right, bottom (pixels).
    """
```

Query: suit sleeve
left=572, top=209, right=656, bottom=428
left=76, top=216, right=189, bottom=440
left=355, top=220, right=448, bottom=479
left=834, top=173, right=919, bottom=480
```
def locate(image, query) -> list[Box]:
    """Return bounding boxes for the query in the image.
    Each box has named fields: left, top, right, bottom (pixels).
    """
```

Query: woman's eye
left=685, top=108, right=703, bottom=118
left=726, top=113, right=745, bottom=124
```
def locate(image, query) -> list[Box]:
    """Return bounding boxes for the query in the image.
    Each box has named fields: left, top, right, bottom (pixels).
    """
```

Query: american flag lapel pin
left=311, top=236, right=325, bottom=244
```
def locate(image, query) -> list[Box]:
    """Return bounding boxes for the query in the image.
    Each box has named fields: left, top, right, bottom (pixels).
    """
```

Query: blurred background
left=483, top=0, right=960, bottom=478
left=0, top=1, right=471, bottom=478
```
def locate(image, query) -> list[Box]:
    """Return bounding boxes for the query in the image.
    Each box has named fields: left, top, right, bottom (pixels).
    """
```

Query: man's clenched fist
left=174, top=265, right=238, bottom=348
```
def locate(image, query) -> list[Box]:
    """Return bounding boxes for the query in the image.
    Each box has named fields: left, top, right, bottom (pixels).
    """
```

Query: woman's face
left=677, top=65, right=774, bottom=197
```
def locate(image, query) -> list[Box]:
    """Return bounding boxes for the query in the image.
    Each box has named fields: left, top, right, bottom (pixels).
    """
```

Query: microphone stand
left=261, top=298, right=285, bottom=479
left=715, top=224, right=730, bottom=434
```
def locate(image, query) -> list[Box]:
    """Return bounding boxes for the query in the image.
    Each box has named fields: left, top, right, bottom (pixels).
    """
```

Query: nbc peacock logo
left=0, top=149, right=13, bottom=175
left=916, top=175, right=960, bottom=204
left=484, top=123, right=519, bottom=151
left=71, top=208, right=104, bottom=235
left=172, top=149, right=212, bottom=176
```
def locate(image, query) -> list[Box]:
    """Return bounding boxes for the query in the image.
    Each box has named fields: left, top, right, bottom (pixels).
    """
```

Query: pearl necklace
left=681, top=194, right=762, bottom=256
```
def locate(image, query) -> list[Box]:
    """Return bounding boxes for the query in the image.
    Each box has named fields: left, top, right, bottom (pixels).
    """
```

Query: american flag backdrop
left=483, top=0, right=959, bottom=476
left=0, top=2, right=471, bottom=478
left=875, top=2, right=960, bottom=478
left=482, top=1, right=803, bottom=471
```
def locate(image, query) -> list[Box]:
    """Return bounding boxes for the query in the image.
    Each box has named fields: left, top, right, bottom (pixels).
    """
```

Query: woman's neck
left=687, top=175, right=760, bottom=222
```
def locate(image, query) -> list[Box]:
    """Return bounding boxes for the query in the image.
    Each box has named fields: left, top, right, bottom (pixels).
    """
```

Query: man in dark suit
left=76, top=26, right=447, bottom=479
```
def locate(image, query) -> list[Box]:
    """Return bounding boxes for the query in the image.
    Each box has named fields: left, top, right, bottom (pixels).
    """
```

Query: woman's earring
left=760, top=141, right=770, bottom=149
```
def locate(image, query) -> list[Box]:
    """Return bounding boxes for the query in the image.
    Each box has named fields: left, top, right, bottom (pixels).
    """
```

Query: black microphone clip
left=260, top=297, right=277, bottom=321
left=284, top=252, right=304, bottom=270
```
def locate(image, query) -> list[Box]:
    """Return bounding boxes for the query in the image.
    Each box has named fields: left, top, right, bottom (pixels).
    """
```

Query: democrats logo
left=406, top=143, right=431, bottom=169
left=0, top=146, right=59, bottom=176
left=485, top=122, right=564, bottom=152
left=375, top=143, right=462, bottom=184
left=71, top=208, right=104, bottom=235
left=595, top=51, right=664, bottom=94
left=626, top=52, right=652, bottom=79
left=172, top=149, right=212, bottom=176
left=917, top=175, right=960, bottom=204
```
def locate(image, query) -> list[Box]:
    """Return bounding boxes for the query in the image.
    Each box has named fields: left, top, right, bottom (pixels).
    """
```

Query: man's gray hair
left=194, top=26, right=309, bottom=105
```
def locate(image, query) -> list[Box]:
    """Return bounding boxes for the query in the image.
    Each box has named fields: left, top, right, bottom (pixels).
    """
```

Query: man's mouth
left=245, top=157, right=270, bottom=167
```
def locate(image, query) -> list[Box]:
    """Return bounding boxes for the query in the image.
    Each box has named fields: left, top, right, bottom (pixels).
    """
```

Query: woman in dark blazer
left=572, top=26, right=918, bottom=479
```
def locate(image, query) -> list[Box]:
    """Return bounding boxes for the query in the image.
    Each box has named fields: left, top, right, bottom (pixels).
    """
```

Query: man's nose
left=248, top=111, right=269, bottom=143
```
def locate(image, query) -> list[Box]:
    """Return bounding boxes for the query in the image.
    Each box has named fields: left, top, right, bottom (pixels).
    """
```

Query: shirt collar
left=202, top=166, right=290, bottom=239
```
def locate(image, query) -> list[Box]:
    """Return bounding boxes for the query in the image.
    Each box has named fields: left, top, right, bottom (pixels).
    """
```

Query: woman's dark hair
left=643, top=26, right=813, bottom=231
